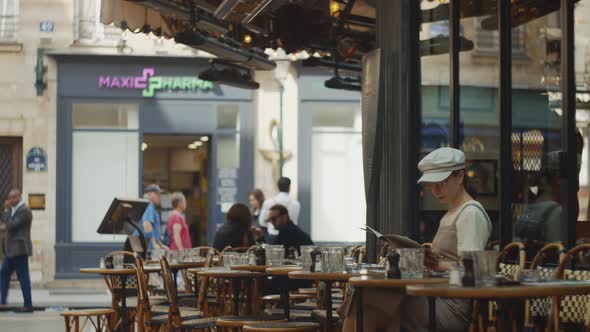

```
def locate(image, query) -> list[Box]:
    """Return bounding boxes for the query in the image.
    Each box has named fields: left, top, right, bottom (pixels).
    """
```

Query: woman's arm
left=173, top=223, right=184, bottom=250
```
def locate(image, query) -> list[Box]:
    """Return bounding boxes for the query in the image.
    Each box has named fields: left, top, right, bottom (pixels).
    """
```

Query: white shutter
left=0, top=0, right=18, bottom=41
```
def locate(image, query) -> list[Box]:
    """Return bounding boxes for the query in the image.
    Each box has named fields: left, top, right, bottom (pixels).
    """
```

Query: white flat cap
left=418, top=147, right=466, bottom=183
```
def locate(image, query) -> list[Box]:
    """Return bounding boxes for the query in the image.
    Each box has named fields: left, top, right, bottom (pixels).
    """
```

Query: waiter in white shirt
left=259, top=177, right=301, bottom=241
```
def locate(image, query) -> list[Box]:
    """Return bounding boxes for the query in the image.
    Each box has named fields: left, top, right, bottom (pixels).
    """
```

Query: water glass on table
left=321, top=247, right=345, bottom=272
left=266, top=245, right=285, bottom=266
left=396, top=248, right=425, bottom=279
left=231, top=253, right=250, bottom=265
left=113, top=253, right=125, bottom=269
left=473, top=250, right=497, bottom=286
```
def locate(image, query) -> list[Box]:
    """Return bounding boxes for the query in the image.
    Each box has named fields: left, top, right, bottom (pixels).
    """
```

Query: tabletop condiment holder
left=255, top=247, right=267, bottom=266
left=310, top=248, right=321, bottom=272
left=386, top=251, right=402, bottom=279
left=104, top=255, right=114, bottom=269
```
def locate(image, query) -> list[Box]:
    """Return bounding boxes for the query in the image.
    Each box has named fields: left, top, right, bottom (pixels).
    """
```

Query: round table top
left=288, top=270, right=382, bottom=282
left=230, top=265, right=270, bottom=272
left=406, top=281, right=590, bottom=300
left=79, top=268, right=136, bottom=276
left=349, top=276, right=448, bottom=288
left=265, top=266, right=303, bottom=276
left=190, top=268, right=264, bottom=278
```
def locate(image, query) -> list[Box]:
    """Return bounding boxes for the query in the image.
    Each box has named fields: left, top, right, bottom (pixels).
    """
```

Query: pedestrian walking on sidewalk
left=0, top=189, right=33, bottom=312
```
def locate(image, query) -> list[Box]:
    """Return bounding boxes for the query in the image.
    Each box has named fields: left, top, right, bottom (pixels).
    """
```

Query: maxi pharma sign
left=98, top=67, right=214, bottom=97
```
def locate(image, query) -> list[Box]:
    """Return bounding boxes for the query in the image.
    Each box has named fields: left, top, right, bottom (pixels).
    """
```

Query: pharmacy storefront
left=53, top=54, right=254, bottom=278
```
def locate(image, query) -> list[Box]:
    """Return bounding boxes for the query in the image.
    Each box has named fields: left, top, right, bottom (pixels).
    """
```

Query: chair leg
left=64, top=316, right=71, bottom=332
left=74, top=317, right=80, bottom=332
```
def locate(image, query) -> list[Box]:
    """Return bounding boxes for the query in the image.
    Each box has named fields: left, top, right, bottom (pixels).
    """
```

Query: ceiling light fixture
left=199, top=61, right=260, bottom=90
left=141, top=142, right=148, bottom=151
left=174, top=30, right=275, bottom=71
left=200, top=136, right=209, bottom=142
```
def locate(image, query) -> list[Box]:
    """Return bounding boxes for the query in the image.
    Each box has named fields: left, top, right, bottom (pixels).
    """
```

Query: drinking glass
left=167, top=250, right=179, bottom=264
left=344, top=256, right=358, bottom=272
left=300, top=245, right=318, bottom=271
left=396, top=248, right=425, bottom=279
left=265, top=245, right=285, bottom=266
left=474, top=250, right=497, bottom=286
left=113, top=254, right=124, bottom=269
left=231, top=253, right=249, bottom=265
left=152, top=248, right=165, bottom=261
left=222, top=253, right=236, bottom=268
left=321, top=247, right=345, bottom=272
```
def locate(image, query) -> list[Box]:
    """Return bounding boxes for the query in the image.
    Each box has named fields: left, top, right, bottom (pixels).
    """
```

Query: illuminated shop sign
left=98, top=67, right=214, bottom=97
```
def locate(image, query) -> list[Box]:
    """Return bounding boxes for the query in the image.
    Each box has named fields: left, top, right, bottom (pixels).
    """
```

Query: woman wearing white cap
left=417, top=147, right=492, bottom=331
left=341, top=148, right=492, bottom=332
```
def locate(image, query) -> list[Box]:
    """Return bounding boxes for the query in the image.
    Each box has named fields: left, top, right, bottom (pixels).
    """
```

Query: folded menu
left=361, top=224, right=421, bottom=248
left=361, top=224, right=447, bottom=264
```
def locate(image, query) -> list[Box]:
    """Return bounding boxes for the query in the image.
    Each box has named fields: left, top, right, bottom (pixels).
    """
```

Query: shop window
left=474, top=17, right=526, bottom=56
left=217, top=134, right=240, bottom=169
left=0, top=0, right=18, bottom=41
left=311, top=105, right=358, bottom=129
left=75, top=0, right=121, bottom=45
left=72, top=104, right=138, bottom=129
left=217, top=105, right=240, bottom=130
left=511, top=4, right=565, bottom=252
left=310, top=104, right=365, bottom=242
left=576, top=0, right=590, bottom=231
left=71, top=103, right=139, bottom=242
left=71, top=131, right=139, bottom=242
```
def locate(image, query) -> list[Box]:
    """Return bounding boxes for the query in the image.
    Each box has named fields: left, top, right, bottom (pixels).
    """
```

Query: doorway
left=141, top=135, right=210, bottom=247
left=0, top=136, right=23, bottom=260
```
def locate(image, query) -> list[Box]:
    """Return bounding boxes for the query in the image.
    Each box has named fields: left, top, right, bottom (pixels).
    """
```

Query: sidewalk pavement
left=3, top=287, right=111, bottom=309
left=0, top=288, right=113, bottom=332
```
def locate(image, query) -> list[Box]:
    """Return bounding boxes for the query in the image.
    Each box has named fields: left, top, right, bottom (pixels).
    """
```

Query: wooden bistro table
left=80, top=268, right=137, bottom=332
left=145, top=260, right=207, bottom=296
left=288, top=270, right=383, bottom=332
left=348, top=276, right=448, bottom=332
left=191, top=268, right=264, bottom=316
left=264, top=266, right=303, bottom=319
left=407, top=281, right=590, bottom=332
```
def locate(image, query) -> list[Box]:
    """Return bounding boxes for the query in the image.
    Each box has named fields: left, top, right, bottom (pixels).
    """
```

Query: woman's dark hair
left=226, top=203, right=252, bottom=230
left=248, top=189, right=265, bottom=207
left=452, top=169, right=478, bottom=199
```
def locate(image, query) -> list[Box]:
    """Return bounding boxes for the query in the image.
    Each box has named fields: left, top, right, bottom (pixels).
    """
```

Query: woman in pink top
left=167, top=192, right=192, bottom=250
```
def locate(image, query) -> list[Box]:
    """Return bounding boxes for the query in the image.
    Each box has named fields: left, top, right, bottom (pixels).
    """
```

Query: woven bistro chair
left=181, top=247, right=221, bottom=295
left=159, top=255, right=217, bottom=331
left=523, top=242, right=566, bottom=331
left=554, top=243, right=590, bottom=332
left=102, top=251, right=140, bottom=329
left=351, top=246, right=367, bottom=264
left=61, top=309, right=116, bottom=332
left=134, top=253, right=203, bottom=332
left=480, top=242, right=526, bottom=332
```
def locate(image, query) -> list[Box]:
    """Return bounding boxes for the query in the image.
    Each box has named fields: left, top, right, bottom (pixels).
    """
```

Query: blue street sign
left=39, top=20, right=54, bottom=33
left=26, top=147, right=47, bottom=172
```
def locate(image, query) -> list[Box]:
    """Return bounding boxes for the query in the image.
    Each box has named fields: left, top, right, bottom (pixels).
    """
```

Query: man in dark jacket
left=0, top=189, right=33, bottom=312
left=268, top=204, right=313, bottom=256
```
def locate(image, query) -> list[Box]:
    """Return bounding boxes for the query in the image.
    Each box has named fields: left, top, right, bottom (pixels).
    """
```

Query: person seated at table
left=418, top=147, right=492, bottom=331
left=167, top=192, right=192, bottom=251
left=268, top=204, right=314, bottom=256
left=213, top=203, right=256, bottom=252
left=342, top=147, right=491, bottom=332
